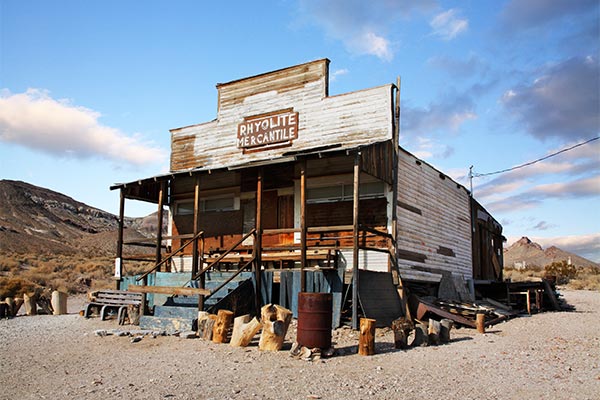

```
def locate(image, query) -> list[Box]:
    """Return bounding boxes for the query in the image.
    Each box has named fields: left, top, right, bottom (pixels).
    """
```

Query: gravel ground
left=1, top=290, right=599, bottom=400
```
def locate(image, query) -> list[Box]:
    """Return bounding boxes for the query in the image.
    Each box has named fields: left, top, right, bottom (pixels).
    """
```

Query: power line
left=472, top=136, right=600, bottom=178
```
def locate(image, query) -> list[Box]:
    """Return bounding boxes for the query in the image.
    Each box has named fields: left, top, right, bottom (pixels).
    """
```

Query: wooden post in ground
left=4, top=298, right=14, bottom=317
left=440, top=319, right=454, bottom=343
left=254, top=168, right=263, bottom=314
left=198, top=313, right=217, bottom=340
left=411, top=320, right=429, bottom=347
left=300, top=159, right=307, bottom=292
left=351, top=152, right=361, bottom=330
left=115, top=189, right=125, bottom=290
left=212, top=309, right=234, bottom=343
left=23, top=293, right=37, bottom=316
left=230, top=314, right=262, bottom=347
left=476, top=313, right=486, bottom=334
left=12, top=297, right=23, bottom=316
left=391, top=317, right=413, bottom=349
left=259, top=304, right=292, bottom=351
left=358, top=318, right=376, bottom=356
left=428, top=319, right=441, bottom=345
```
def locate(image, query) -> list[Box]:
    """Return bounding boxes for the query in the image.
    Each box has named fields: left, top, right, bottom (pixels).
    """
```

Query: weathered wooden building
left=111, top=59, right=504, bottom=328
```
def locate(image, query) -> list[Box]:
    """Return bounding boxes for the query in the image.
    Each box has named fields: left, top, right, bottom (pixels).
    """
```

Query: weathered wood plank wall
left=170, top=59, right=393, bottom=172
left=396, top=149, right=473, bottom=279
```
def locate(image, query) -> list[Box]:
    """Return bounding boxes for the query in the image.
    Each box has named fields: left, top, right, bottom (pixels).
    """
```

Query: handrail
left=203, top=258, right=255, bottom=302
left=136, top=230, right=205, bottom=282
left=192, top=228, right=256, bottom=280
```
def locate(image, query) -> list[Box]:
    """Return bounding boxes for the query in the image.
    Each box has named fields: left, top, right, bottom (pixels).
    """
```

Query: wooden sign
left=237, top=109, right=298, bottom=151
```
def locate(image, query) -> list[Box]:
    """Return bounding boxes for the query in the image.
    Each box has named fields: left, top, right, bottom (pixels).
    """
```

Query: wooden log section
left=358, top=318, right=376, bottom=356
left=428, top=319, right=441, bottom=346
left=4, top=298, right=15, bottom=317
left=411, top=320, right=429, bottom=347
left=212, top=309, right=234, bottom=343
left=476, top=313, right=486, bottom=334
left=198, top=313, right=217, bottom=340
left=391, top=317, right=413, bottom=350
left=23, top=293, right=37, bottom=316
left=440, top=319, right=454, bottom=343
left=258, top=304, right=292, bottom=351
left=230, top=314, right=262, bottom=347
left=12, top=297, right=23, bottom=316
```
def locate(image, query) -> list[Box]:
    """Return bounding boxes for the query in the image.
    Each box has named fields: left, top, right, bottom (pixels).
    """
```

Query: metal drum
left=297, top=292, right=332, bottom=349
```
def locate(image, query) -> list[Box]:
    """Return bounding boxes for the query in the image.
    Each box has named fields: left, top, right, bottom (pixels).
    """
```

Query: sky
left=1, top=1, right=599, bottom=262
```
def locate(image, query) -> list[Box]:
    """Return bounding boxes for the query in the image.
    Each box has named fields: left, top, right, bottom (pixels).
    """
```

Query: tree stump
left=391, top=317, right=413, bottom=349
left=12, top=297, right=23, bottom=316
left=4, top=298, right=15, bottom=317
left=476, top=313, right=486, bottom=334
left=23, top=293, right=37, bottom=316
left=198, top=314, right=217, bottom=340
left=259, top=304, right=292, bottom=351
left=127, top=304, right=141, bottom=325
left=212, top=309, right=234, bottom=343
left=358, top=318, right=376, bottom=356
left=230, top=314, right=262, bottom=347
left=428, top=318, right=441, bottom=345
left=411, top=320, right=429, bottom=347
left=440, top=319, right=453, bottom=343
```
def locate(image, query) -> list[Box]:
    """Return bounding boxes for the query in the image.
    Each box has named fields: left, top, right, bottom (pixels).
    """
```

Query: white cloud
left=298, top=0, right=437, bottom=61
left=501, top=57, right=600, bottom=141
left=0, top=89, right=166, bottom=165
left=430, top=9, right=468, bottom=40
left=330, top=68, right=349, bottom=82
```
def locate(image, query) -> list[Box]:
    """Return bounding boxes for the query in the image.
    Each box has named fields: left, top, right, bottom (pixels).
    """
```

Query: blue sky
left=1, top=1, right=599, bottom=262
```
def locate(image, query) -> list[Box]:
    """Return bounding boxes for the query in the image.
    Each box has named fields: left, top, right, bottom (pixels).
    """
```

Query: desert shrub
left=544, top=260, right=578, bottom=284
left=0, top=277, right=38, bottom=298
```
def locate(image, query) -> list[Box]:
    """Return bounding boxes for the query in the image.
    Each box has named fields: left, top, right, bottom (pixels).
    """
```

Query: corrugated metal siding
left=396, top=150, right=473, bottom=279
left=170, top=59, right=393, bottom=172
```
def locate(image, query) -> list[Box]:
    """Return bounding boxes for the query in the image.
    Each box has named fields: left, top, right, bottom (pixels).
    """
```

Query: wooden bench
left=83, top=290, right=144, bottom=323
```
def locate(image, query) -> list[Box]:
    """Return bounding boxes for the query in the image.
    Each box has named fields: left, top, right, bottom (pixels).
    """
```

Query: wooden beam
left=352, top=151, right=361, bottom=330
left=155, top=181, right=165, bottom=269
left=192, top=175, right=204, bottom=311
left=115, top=189, right=125, bottom=290
left=300, top=159, right=307, bottom=292
left=255, top=168, right=263, bottom=313
left=127, top=285, right=210, bottom=296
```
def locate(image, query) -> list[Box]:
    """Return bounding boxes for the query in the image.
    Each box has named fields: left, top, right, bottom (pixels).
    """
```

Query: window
left=306, top=182, right=385, bottom=204
left=175, top=195, right=238, bottom=215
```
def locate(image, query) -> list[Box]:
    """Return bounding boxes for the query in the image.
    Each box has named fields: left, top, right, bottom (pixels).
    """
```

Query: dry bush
left=0, top=277, right=38, bottom=299
left=503, top=267, right=545, bottom=282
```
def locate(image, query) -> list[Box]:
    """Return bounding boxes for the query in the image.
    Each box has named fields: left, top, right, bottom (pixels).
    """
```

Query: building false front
left=111, top=59, right=503, bottom=322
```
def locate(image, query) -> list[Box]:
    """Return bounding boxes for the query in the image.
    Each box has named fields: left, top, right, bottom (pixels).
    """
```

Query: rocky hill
left=0, top=180, right=161, bottom=256
left=503, top=237, right=599, bottom=269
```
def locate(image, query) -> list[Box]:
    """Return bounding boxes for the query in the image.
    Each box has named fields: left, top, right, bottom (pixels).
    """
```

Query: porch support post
left=254, top=168, right=263, bottom=313
left=300, top=159, right=307, bottom=292
left=193, top=175, right=204, bottom=311
left=390, top=77, right=400, bottom=272
left=352, top=151, right=361, bottom=330
left=115, top=189, right=125, bottom=290
left=155, top=181, right=165, bottom=270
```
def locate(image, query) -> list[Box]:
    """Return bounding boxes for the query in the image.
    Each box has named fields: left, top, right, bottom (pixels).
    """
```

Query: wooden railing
left=136, top=230, right=205, bottom=282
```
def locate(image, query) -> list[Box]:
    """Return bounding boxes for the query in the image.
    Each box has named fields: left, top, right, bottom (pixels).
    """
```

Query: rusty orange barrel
left=297, top=292, right=332, bottom=349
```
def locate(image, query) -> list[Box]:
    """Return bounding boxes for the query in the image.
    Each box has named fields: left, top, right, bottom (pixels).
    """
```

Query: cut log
left=127, top=304, right=141, bottom=325
left=428, top=318, right=441, bottom=345
left=4, top=298, right=14, bottom=317
left=230, top=315, right=262, bottom=347
left=476, top=313, right=486, bottom=334
left=12, top=297, right=23, bottom=316
left=391, top=317, right=413, bottom=350
left=411, top=320, right=429, bottom=347
left=212, top=309, right=234, bottom=343
left=23, top=293, right=37, bottom=316
left=358, top=318, right=376, bottom=355
left=258, top=304, right=292, bottom=351
left=198, top=314, right=217, bottom=340
left=439, top=318, right=453, bottom=343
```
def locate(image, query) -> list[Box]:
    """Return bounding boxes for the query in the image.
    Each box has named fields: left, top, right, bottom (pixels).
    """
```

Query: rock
left=94, top=330, right=109, bottom=337
left=131, top=336, right=143, bottom=343
left=180, top=331, right=198, bottom=339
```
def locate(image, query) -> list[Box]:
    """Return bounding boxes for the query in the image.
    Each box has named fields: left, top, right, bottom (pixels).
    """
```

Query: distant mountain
left=503, top=236, right=599, bottom=269
left=0, top=180, right=163, bottom=256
